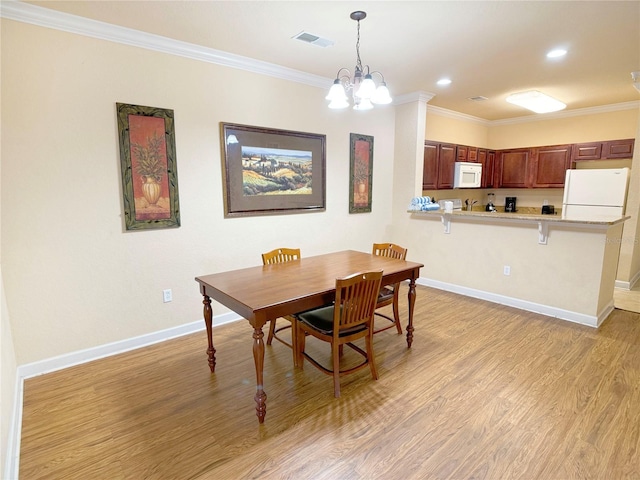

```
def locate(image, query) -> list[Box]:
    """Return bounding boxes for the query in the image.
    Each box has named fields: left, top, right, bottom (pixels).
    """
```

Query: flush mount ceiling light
left=506, top=90, right=566, bottom=114
left=437, top=78, right=452, bottom=86
left=325, top=11, right=392, bottom=110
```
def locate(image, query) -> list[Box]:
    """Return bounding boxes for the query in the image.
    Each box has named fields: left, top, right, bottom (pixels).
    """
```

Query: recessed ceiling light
left=506, top=90, right=566, bottom=113
left=437, top=78, right=452, bottom=86
left=547, top=48, right=567, bottom=58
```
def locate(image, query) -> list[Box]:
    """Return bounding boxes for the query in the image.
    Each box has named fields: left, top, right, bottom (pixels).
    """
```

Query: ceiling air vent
left=468, top=96, right=489, bottom=102
left=292, top=31, right=334, bottom=48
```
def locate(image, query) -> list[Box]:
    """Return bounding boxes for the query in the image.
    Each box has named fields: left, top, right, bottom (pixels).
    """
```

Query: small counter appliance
left=541, top=205, right=555, bottom=215
left=438, top=198, right=463, bottom=211
left=485, top=193, right=496, bottom=212
left=505, top=197, right=517, bottom=212
left=453, top=162, right=482, bottom=188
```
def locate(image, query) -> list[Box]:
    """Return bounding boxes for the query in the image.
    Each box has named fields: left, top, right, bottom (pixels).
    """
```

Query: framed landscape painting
left=116, top=103, right=180, bottom=230
left=221, top=123, right=326, bottom=217
left=349, top=133, right=373, bottom=213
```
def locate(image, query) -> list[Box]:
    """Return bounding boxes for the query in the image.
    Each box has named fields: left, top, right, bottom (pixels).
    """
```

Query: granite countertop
left=409, top=206, right=628, bottom=226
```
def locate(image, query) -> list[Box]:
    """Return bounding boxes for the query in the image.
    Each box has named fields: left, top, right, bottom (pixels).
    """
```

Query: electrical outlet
left=163, top=289, right=172, bottom=303
left=503, top=266, right=511, bottom=276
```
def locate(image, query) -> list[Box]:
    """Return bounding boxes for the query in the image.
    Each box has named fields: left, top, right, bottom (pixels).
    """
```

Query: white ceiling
left=22, top=0, right=640, bottom=121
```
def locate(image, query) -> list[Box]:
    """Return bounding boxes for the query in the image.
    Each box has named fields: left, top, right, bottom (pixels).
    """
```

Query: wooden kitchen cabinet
left=422, top=141, right=456, bottom=189
left=456, top=145, right=468, bottom=162
left=438, top=144, right=457, bottom=189
left=531, top=144, right=572, bottom=188
left=495, top=148, right=531, bottom=188
left=423, top=138, right=633, bottom=191
left=572, top=142, right=602, bottom=161
left=422, top=142, right=438, bottom=190
left=481, top=150, right=496, bottom=188
left=603, top=139, right=634, bottom=158
left=572, top=138, right=634, bottom=162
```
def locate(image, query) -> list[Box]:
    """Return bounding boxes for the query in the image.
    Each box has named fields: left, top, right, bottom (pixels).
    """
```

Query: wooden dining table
left=195, top=249, right=424, bottom=423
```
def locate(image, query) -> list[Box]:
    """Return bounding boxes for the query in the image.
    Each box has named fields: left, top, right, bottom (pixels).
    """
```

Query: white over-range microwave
left=453, top=162, right=482, bottom=188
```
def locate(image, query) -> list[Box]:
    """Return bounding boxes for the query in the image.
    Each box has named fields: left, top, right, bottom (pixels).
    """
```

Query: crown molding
left=0, top=0, right=330, bottom=89
left=427, top=105, right=490, bottom=126
left=488, top=101, right=640, bottom=126
left=393, top=91, right=436, bottom=106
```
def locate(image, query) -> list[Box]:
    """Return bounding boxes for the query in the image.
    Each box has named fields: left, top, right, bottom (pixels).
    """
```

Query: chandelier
left=325, top=11, right=392, bottom=110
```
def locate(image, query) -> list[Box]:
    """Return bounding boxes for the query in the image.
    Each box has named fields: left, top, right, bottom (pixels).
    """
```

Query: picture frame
left=221, top=123, right=326, bottom=218
left=116, top=103, right=180, bottom=230
left=349, top=133, right=374, bottom=213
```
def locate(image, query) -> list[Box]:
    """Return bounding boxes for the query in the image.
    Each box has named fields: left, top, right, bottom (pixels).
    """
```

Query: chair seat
left=378, top=286, right=395, bottom=303
left=297, top=306, right=368, bottom=337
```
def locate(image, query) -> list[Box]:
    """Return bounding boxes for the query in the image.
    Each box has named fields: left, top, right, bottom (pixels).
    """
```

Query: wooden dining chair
left=294, top=270, right=383, bottom=398
left=372, top=242, right=408, bottom=335
left=261, top=248, right=301, bottom=348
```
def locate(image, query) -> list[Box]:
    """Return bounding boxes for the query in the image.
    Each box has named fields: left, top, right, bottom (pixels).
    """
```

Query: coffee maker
left=505, top=196, right=517, bottom=213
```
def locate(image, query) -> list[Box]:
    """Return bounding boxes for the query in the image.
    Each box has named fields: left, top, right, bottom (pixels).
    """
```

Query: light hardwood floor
left=19, top=285, right=640, bottom=479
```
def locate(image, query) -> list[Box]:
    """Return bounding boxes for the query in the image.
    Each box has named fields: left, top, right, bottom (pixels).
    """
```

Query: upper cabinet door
left=572, top=139, right=634, bottom=162
left=572, top=142, right=603, bottom=161
left=603, top=139, right=635, bottom=159
left=422, top=142, right=439, bottom=190
left=531, top=145, right=572, bottom=188
left=438, top=144, right=457, bottom=189
left=456, top=145, right=468, bottom=162
left=481, top=150, right=496, bottom=188
left=496, top=149, right=530, bottom=188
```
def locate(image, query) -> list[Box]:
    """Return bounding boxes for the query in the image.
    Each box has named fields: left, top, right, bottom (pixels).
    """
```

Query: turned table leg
left=202, top=295, right=216, bottom=372
left=253, top=325, right=267, bottom=423
left=406, top=277, right=417, bottom=348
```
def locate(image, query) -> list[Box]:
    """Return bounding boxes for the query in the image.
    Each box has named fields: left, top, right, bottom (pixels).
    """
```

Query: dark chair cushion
left=297, top=306, right=367, bottom=337
left=378, top=285, right=395, bottom=302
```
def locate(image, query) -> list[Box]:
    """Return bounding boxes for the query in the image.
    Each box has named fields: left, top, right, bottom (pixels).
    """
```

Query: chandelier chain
left=355, top=19, right=363, bottom=72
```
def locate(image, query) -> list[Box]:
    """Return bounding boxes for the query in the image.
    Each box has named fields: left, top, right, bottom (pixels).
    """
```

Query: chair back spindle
left=262, top=248, right=300, bottom=265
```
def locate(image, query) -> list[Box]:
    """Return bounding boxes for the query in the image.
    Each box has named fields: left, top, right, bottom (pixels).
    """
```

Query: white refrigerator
left=562, top=167, right=630, bottom=218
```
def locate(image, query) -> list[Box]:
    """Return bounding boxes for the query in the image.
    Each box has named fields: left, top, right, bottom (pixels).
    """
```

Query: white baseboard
left=5, top=311, right=242, bottom=480
left=615, top=269, right=640, bottom=290
left=415, top=277, right=605, bottom=328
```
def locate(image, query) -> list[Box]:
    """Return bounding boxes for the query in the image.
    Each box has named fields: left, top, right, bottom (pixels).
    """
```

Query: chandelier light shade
left=326, top=11, right=392, bottom=110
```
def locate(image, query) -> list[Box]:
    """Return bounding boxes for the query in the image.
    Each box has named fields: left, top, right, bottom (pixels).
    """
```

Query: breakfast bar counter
left=410, top=208, right=628, bottom=224
left=410, top=209, right=628, bottom=245
left=406, top=208, right=629, bottom=328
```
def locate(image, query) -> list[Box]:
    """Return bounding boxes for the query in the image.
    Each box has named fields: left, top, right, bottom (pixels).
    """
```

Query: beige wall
left=0, top=19, right=396, bottom=367
left=425, top=108, right=490, bottom=147
left=489, top=108, right=638, bottom=149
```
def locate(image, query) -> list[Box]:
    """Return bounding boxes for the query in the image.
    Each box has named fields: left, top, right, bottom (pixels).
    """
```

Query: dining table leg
left=202, top=295, right=216, bottom=372
left=406, top=277, right=417, bottom=348
left=253, top=325, right=267, bottom=423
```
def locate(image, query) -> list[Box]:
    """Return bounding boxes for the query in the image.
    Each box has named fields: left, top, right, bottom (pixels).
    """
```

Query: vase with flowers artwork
left=129, top=115, right=171, bottom=221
